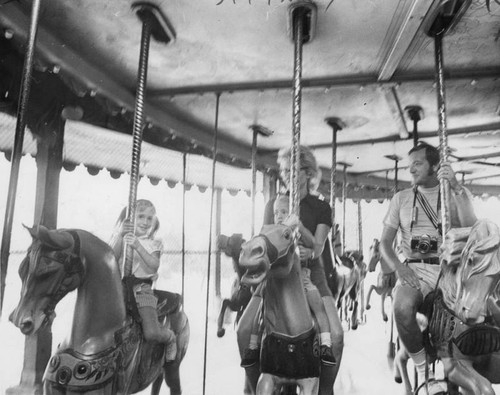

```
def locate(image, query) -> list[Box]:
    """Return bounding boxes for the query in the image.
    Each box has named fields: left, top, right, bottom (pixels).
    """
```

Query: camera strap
left=412, top=186, right=441, bottom=234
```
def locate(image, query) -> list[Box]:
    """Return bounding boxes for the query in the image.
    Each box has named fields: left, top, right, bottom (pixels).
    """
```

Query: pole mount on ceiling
left=132, top=2, right=176, bottom=44
left=287, top=1, right=318, bottom=44
left=405, top=105, right=424, bottom=146
left=423, top=0, right=471, bottom=37
left=325, top=117, right=346, bottom=132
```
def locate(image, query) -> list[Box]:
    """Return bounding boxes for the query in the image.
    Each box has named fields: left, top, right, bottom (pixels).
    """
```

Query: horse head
left=454, top=220, right=500, bottom=324
left=9, top=225, right=84, bottom=335
left=239, top=224, right=296, bottom=285
left=368, top=239, right=381, bottom=272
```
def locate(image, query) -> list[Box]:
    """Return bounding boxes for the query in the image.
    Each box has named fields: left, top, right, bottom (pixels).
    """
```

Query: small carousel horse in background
left=10, top=225, right=189, bottom=395
left=216, top=233, right=254, bottom=338
left=327, top=248, right=367, bottom=330
left=238, top=223, right=321, bottom=395
left=365, top=238, right=397, bottom=322
left=393, top=219, right=500, bottom=395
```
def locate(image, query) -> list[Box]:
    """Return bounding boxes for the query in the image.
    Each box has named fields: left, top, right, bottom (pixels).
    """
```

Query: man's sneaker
left=240, top=347, right=259, bottom=368
left=320, top=345, right=336, bottom=366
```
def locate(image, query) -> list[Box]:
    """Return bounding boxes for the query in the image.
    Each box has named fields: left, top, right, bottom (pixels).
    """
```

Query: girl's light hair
left=277, top=145, right=322, bottom=191
left=112, top=199, right=160, bottom=239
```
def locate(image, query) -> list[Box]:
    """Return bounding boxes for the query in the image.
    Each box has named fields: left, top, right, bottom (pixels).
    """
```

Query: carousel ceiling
left=0, top=0, right=499, bottom=199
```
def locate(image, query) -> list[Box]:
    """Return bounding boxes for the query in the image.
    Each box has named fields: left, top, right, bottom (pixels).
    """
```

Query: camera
left=411, top=234, right=438, bottom=254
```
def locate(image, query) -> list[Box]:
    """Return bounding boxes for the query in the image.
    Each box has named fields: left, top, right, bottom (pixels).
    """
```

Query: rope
left=123, top=13, right=152, bottom=277
left=0, top=0, right=42, bottom=316
left=202, top=92, right=221, bottom=395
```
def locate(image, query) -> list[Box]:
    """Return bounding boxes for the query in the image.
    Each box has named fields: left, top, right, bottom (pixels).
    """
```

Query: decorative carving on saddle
left=424, top=220, right=500, bottom=360
left=260, top=329, right=320, bottom=379
left=44, top=323, right=141, bottom=391
left=424, top=290, right=500, bottom=358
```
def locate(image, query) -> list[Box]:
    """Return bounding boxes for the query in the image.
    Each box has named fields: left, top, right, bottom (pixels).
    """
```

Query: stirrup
left=414, top=378, right=448, bottom=395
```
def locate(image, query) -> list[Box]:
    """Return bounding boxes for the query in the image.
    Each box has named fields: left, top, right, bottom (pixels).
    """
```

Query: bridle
left=30, top=230, right=85, bottom=319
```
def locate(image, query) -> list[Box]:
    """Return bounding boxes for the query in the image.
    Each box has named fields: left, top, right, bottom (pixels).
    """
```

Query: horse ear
left=23, top=224, right=38, bottom=239
left=31, top=225, right=74, bottom=250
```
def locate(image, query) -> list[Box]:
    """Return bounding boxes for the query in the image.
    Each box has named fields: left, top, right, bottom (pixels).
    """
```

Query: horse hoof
left=217, top=328, right=225, bottom=338
left=394, top=377, right=402, bottom=384
left=383, top=315, right=388, bottom=322
left=366, top=304, right=371, bottom=310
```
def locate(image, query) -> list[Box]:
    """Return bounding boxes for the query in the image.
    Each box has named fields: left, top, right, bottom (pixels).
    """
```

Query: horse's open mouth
left=241, top=259, right=269, bottom=285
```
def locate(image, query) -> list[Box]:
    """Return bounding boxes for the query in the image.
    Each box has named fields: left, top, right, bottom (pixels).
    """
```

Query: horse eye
left=283, top=230, right=291, bottom=240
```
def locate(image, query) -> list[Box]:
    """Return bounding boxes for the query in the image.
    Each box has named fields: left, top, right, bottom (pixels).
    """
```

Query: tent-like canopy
left=0, top=0, right=499, bottom=199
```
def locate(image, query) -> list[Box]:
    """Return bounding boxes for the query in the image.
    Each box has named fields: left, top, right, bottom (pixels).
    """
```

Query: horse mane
left=460, top=220, right=500, bottom=281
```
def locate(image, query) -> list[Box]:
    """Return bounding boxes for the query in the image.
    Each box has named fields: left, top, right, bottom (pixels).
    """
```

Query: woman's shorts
left=133, top=282, right=158, bottom=308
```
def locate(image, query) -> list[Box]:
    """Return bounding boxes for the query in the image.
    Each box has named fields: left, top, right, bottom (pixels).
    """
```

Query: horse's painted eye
left=283, top=229, right=291, bottom=240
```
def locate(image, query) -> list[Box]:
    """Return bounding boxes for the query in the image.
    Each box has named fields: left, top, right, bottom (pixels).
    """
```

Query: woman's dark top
left=263, top=193, right=334, bottom=297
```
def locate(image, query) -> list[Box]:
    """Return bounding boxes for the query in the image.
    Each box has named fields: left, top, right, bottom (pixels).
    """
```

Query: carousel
left=0, top=0, right=500, bottom=394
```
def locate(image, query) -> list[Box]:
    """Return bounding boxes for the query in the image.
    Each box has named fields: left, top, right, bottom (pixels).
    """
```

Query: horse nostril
left=20, top=320, right=34, bottom=335
left=251, top=246, right=264, bottom=258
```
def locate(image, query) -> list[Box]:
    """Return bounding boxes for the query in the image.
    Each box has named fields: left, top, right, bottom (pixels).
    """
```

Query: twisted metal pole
left=290, top=7, right=305, bottom=217
left=123, top=12, right=153, bottom=277
left=202, top=93, right=221, bottom=395
left=181, top=152, right=187, bottom=299
left=251, top=129, right=258, bottom=237
left=434, top=32, right=451, bottom=235
left=342, top=164, right=347, bottom=255
left=0, top=0, right=42, bottom=316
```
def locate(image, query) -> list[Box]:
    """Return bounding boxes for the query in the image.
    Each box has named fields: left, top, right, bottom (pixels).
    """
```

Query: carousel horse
left=9, top=225, right=190, bottom=395
left=238, top=223, right=321, bottom=395
left=216, top=233, right=254, bottom=338
left=327, top=249, right=366, bottom=330
left=394, top=219, right=500, bottom=395
left=365, top=238, right=397, bottom=322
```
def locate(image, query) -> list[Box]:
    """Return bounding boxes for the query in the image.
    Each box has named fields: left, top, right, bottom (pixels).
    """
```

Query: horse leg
left=443, top=357, right=495, bottom=395
left=350, top=299, right=359, bottom=330
left=256, top=373, right=276, bottom=395
left=217, top=299, right=230, bottom=337
left=366, top=285, right=375, bottom=310
left=380, top=292, right=388, bottom=322
left=164, top=361, right=182, bottom=395
left=150, top=373, right=163, bottom=395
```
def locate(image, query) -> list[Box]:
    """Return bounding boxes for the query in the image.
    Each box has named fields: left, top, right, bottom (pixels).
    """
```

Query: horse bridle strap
left=257, top=233, right=293, bottom=265
left=43, top=231, right=84, bottom=317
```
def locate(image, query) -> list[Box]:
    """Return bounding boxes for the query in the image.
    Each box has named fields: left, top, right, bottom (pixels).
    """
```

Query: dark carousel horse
left=216, top=233, right=254, bottom=338
left=365, top=238, right=397, bottom=322
left=394, top=220, right=500, bottom=395
left=325, top=244, right=367, bottom=330
left=238, top=223, right=321, bottom=395
left=10, top=225, right=189, bottom=395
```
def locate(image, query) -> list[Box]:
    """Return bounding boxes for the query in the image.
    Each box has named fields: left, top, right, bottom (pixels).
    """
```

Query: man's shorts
left=393, top=260, right=441, bottom=298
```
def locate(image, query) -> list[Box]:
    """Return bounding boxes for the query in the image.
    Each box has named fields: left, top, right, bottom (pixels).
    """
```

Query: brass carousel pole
left=0, top=0, right=42, bottom=316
